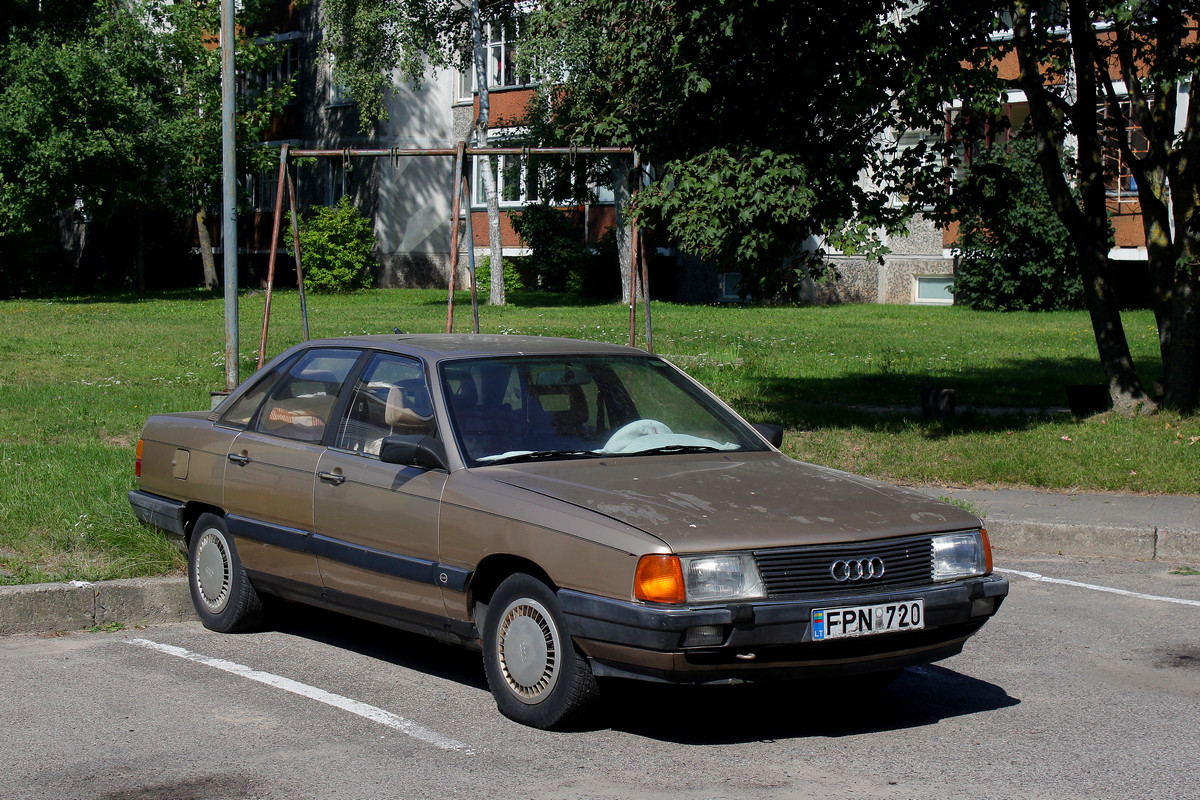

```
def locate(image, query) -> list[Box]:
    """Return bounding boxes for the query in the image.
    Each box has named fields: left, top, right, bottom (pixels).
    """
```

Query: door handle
left=227, top=453, right=250, bottom=466
left=318, top=471, right=346, bottom=486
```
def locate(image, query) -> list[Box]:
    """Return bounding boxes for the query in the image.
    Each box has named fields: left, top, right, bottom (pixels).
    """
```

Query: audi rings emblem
left=830, top=557, right=886, bottom=582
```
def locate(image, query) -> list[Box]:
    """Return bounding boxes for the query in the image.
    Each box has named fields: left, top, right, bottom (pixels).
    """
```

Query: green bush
left=293, top=196, right=375, bottom=294
left=510, top=202, right=588, bottom=292
left=570, top=225, right=622, bottom=300
left=510, top=203, right=621, bottom=299
left=475, top=255, right=525, bottom=294
left=951, top=135, right=1085, bottom=311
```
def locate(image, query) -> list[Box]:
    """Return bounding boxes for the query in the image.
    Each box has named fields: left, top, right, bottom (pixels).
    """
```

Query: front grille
left=754, top=534, right=936, bottom=598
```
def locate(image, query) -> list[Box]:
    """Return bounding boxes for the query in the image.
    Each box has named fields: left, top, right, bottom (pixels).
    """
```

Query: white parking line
left=996, top=568, right=1200, bottom=608
left=127, top=638, right=473, bottom=753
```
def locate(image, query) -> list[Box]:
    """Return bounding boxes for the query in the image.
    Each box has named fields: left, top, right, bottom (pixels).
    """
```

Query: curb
left=986, top=520, right=1200, bottom=563
left=0, top=576, right=192, bottom=636
left=1, top=520, right=1197, bottom=636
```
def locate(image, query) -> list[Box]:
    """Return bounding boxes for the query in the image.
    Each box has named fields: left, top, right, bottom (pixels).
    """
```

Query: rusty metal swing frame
left=256, top=142, right=654, bottom=370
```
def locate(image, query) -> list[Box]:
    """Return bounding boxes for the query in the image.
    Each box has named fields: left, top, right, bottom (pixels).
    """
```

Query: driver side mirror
left=752, top=423, right=784, bottom=448
left=379, top=435, right=448, bottom=471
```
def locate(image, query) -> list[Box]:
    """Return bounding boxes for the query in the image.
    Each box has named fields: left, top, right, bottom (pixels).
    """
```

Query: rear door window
left=252, top=349, right=361, bottom=443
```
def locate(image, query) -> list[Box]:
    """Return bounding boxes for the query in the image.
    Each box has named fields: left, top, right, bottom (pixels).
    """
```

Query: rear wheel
left=481, top=574, right=598, bottom=729
left=188, top=513, right=263, bottom=632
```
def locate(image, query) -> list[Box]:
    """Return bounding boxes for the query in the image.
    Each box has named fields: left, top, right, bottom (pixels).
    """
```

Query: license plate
left=811, top=599, right=924, bottom=641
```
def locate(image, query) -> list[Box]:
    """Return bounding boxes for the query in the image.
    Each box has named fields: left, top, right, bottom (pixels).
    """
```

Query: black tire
left=188, top=512, right=264, bottom=633
left=481, top=574, right=599, bottom=729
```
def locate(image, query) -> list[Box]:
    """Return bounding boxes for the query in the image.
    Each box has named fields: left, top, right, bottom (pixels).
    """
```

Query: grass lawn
left=0, top=288, right=1195, bottom=585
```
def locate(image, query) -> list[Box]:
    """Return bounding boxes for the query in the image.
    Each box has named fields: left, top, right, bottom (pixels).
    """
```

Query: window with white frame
left=327, top=54, right=352, bottom=106
left=487, top=19, right=526, bottom=88
left=456, top=66, right=475, bottom=103
left=458, top=19, right=528, bottom=95
left=913, top=275, right=954, bottom=305
left=719, top=272, right=743, bottom=301
left=473, top=148, right=538, bottom=207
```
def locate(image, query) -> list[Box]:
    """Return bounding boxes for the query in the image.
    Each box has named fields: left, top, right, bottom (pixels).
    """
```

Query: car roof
left=305, top=334, right=648, bottom=362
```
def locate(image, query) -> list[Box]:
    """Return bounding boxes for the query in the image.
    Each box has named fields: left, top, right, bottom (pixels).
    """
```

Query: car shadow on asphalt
left=269, top=603, right=1018, bottom=742
left=594, top=665, right=1019, bottom=743
left=268, top=602, right=490, bottom=691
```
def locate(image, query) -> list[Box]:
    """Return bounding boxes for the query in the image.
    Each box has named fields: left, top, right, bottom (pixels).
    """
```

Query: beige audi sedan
left=130, top=334, right=1007, bottom=728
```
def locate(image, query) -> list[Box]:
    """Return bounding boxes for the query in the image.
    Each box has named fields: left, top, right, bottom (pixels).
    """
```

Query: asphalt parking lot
left=2, top=551, right=1197, bottom=800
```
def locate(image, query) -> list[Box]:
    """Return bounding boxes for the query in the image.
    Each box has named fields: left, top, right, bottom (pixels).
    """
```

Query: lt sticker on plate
left=812, top=599, right=924, bottom=641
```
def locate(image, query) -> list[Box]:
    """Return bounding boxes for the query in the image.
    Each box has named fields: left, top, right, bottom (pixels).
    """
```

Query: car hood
left=484, top=451, right=980, bottom=552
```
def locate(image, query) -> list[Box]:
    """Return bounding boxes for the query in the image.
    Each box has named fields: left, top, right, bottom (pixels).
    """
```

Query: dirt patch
left=102, top=430, right=135, bottom=448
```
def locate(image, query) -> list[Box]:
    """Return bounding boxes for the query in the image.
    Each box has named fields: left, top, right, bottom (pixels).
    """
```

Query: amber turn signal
left=135, top=438, right=144, bottom=478
left=981, top=528, right=993, bottom=574
left=635, top=554, right=686, bottom=603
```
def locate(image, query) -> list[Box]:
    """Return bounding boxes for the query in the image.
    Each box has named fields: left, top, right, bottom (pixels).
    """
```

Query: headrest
left=385, top=386, right=434, bottom=433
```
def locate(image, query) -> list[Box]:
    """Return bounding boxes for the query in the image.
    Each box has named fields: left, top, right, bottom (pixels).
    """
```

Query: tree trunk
left=471, top=0, right=505, bottom=306
left=1014, top=1, right=1155, bottom=416
left=136, top=212, right=145, bottom=298
left=197, top=208, right=218, bottom=289
left=1163, top=274, right=1200, bottom=411
left=613, top=157, right=633, bottom=302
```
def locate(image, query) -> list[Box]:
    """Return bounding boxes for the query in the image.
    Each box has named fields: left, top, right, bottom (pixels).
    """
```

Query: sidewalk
left=2, top=487, right=1198, bottom=635
left=912, top=486, right=1200, bottom=563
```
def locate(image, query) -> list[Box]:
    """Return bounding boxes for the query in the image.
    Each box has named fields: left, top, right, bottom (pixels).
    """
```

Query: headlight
left=680, top=554, right=766, bottom=602
left=932, top=530, right=992, bottom=581
left=635, top=553, right=766, bottom=604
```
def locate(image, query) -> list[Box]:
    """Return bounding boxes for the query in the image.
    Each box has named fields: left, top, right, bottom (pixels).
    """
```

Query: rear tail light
left=135, top=439, right=143, bottom=478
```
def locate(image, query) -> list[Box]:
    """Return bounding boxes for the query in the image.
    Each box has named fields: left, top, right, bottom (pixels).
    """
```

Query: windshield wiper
left=480, top=449, right=603, bottom=466
left=622, top=444, right=724, bottom=456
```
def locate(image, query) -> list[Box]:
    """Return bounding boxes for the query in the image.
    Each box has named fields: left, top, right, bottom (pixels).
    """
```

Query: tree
left=0, top=0, right=291, bottom=294
left=1067, top=0, right=1199, bottom=412
left=1004, top=1, right=1172, bottom=414
left=518, top=0, right=1001, bottom=301
left=952, top=134, right=1087, bottom=311
left=319, top=0, right=515, bottom=304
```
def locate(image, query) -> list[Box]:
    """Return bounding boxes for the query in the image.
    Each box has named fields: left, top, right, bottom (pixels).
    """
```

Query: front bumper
left=560, top=574, right=1009, bottom=684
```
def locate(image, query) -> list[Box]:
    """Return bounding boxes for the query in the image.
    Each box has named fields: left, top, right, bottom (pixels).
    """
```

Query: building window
left=459, top=19, right=528, bottom=95
left=456, top=67, right=475, bottom=104
left=327, top=55, right=352, bottom=106
left=326, top=159, right=348, bottom=206
left=1100, top=97, right=1149, bottom=199
left=718, top=272, right=743, bottom=301
left=913, top=275, right=954, bottom=305
left=473, top=149, right=537, bottom=207
left=251, top=33, right=302, bottom=105
left=487, top=20, right=526, bottom=88
left=247, top=171, right=279, bottom=212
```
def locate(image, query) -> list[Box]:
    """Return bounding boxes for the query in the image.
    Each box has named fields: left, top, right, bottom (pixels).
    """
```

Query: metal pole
left=258, top=144, right=289, bottom=370
left=286, top=167, right=309, bottom=340
left=446, top=142, right=465, bottom=333
left=639, top=230, right=653, bottom=354
left=220, top=0, right=238, bottom=390
left=466, top=174, right=480, bottom=334
left=628, top=154, right=641, bottom=348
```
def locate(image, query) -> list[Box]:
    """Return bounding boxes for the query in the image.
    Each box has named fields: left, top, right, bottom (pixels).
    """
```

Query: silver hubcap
left=496, top=597, right=560, bottom=704
left=195, top=528, right=232, bottom=613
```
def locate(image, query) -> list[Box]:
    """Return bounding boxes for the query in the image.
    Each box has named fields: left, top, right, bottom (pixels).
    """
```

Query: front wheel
left=481, top=574, right=598, bottom=729
left=188, top=512, right=264, bottom=633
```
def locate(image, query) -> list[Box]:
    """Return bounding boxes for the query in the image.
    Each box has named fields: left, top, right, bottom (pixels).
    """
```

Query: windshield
left=440, top=354, right=767, bottom=466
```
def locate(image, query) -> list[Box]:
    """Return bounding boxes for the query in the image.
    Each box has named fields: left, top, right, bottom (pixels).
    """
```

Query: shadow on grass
left=30, top=287, right=224, bottom=304
left=717, top=358, right=1147, bottom=436
left=267, top=604, right=1016, bottom=741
